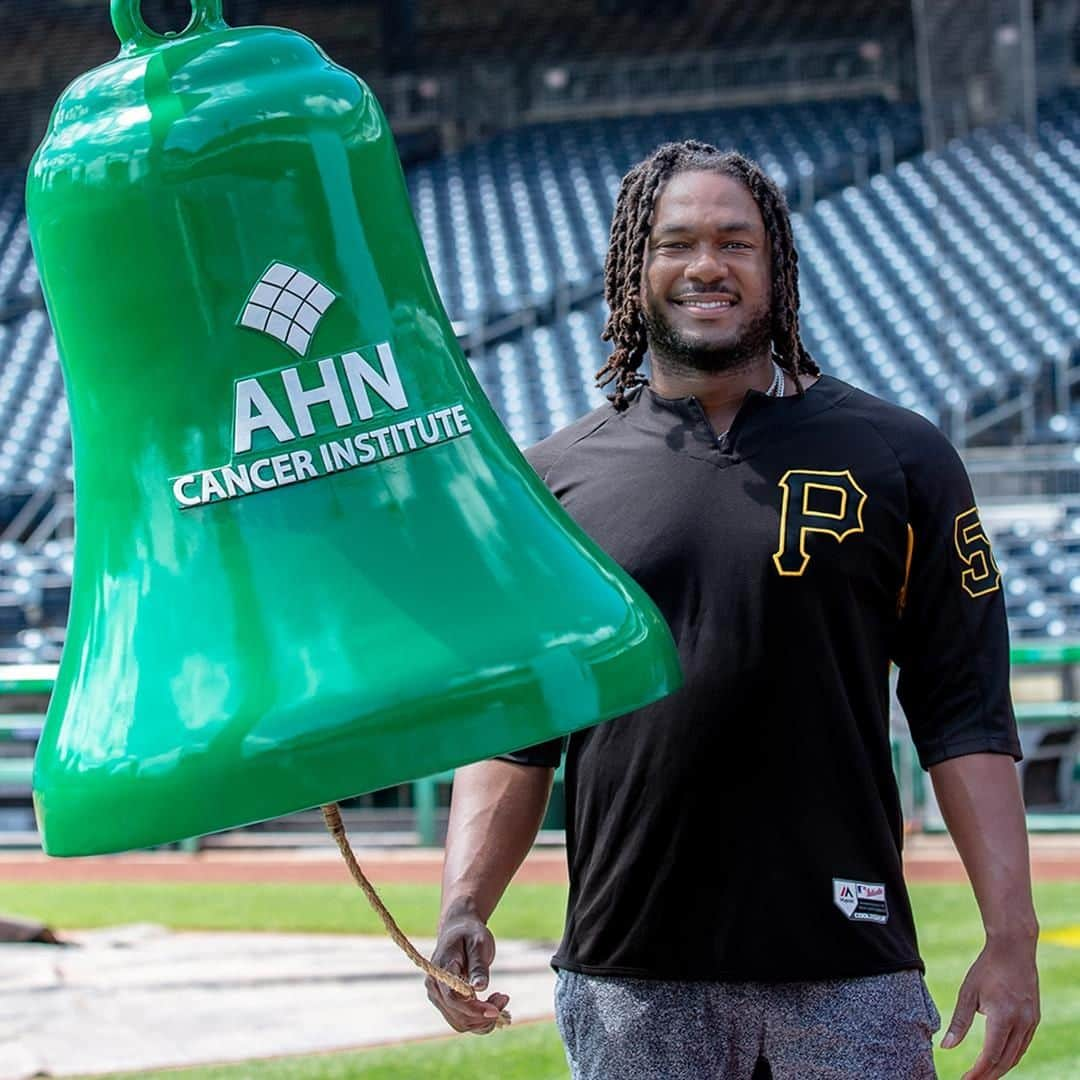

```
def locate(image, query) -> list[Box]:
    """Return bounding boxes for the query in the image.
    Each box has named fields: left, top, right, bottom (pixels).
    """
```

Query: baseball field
left=3, top=868, right=1078, bottom=1080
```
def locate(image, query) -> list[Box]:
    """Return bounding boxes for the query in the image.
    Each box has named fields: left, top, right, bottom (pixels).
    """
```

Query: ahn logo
left=238, top=262, right=337, bottom=357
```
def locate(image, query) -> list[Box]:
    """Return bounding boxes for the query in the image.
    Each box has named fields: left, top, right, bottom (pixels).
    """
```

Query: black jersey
left=500, top=374, right=1020, bottom=982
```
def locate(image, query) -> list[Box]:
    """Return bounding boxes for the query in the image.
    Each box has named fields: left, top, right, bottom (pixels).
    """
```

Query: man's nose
left=685, top=248, right=728, bottom=282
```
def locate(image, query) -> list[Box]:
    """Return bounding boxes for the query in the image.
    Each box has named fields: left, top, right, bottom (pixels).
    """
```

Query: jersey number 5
left=954, top=507, right=1001, bottom=598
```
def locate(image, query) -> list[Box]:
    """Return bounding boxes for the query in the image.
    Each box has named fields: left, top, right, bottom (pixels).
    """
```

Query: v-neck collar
left=621, top=375, right=851, bottom=467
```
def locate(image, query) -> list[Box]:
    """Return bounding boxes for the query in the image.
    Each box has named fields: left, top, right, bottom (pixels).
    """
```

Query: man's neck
left=650, top=350, right=778, bottom=433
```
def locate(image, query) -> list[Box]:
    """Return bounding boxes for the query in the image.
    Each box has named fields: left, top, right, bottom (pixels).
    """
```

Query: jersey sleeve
left=892, top=428, right=1021, bottom=769
left=524, top=437, right=568, bottom=485
left=494, top=737, right=566, bottom=768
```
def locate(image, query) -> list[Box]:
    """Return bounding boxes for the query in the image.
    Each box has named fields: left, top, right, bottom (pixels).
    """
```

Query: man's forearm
left=929, top=752, right=1037, bottom=940
left=439, top=759, right=555, bottom=926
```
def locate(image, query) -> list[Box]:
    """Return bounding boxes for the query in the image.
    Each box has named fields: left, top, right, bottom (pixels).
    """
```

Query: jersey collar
left=622, top=374, right=852, bottom=466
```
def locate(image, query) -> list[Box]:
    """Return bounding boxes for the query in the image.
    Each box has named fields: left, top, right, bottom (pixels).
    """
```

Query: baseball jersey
left=500, top=374, right=1020, bottom=981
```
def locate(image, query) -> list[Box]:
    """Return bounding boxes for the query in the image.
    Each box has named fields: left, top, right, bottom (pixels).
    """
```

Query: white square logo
left=238, top=262, right=337, bottom=356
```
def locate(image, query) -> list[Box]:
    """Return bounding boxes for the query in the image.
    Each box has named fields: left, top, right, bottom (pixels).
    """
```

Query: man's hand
left=941, top=933, right=1040, bottom=1079
left=425, top=898, right=510, bottom=1035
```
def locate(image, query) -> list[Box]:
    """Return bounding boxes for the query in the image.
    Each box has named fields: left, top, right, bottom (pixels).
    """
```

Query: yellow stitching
left=773, top=469, right=868, bottom=577
left=954, top=507, right=1001, bottom=598
left=897, top=523, right=914, bottom=616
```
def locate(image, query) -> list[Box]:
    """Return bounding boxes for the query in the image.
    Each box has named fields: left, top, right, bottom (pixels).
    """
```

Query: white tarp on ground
left=0, top=927, right=558, bottom=1079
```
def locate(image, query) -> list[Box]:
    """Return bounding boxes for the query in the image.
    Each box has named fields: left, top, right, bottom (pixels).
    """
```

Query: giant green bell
left=26, top=1, right=681, bottom=857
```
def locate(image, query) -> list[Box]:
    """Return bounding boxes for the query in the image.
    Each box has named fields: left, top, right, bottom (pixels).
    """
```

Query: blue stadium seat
left=991, top=511, right=1080, bottom=639
left=0, top=88, right=1078, bottom=645
left=406, top=96, right=923, bottom=326
left=0, top=311, right=69, bottom=490
left=792, top=88, right=1080, bottom=427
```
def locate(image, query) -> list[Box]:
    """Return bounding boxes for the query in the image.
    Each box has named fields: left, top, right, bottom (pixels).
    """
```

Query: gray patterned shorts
left=553, top=968, right=941, bottom=1079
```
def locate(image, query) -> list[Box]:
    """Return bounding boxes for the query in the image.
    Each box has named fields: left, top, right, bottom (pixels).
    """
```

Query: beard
left=641, top=294, right=774, bottom=376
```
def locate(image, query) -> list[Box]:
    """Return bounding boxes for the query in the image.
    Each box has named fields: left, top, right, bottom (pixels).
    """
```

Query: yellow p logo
left=773, top=470, right=868, bottom=577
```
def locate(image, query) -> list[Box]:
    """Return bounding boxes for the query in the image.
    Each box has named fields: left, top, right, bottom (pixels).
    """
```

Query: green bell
left=25, top=1, right=681, bottom=857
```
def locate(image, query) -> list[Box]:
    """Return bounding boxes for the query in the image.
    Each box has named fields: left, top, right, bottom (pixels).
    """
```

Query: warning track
left=2, top=836, right=1079, bottom=884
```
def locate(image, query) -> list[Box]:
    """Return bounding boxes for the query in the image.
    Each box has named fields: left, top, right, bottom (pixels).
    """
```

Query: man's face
left=640, top=170, right=773, bottom=373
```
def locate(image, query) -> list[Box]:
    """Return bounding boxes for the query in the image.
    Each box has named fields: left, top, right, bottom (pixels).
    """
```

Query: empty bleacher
left=410, top=96, right=923, bottom=325
left=474, top=87, right=1079, bottom=432
left=0, top=94, right=923, bottom=481
left=0, top=313, right=69, bottom=493
left=5, top=500, right=1080, bottom=662
left=0, top=537, right=70, bottom=665
left=990, top=504, right=1080, bottom=640
left=0, top=79, right=1078, bottom=650
left=795, top=103, right=1079, bottom=421
left=0, top=170, right=34, bottom=305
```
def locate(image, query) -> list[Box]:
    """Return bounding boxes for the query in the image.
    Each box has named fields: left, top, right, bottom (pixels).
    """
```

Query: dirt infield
left=2, top=834, right=1080, bottom=885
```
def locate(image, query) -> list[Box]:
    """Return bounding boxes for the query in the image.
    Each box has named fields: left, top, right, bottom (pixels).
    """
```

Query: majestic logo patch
left=833, top=878, right=889, bottom=924
left=954, top=507, right=1002, bottom=598
left=773, top=469, right=868, bottom=576
left=239, top=262, right=337, bottom=356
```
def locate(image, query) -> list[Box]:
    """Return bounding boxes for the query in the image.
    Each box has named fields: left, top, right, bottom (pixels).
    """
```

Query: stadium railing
left=1, top=649, right=1078, bottom=847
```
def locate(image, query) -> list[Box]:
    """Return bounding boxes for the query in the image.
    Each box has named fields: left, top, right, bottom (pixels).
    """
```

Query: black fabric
left=498, top=375, right=1019, bottom=982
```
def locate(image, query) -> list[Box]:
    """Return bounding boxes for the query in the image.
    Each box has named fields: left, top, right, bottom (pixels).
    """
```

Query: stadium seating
left=0, top=171, right=34, bottom=303
left=5, top=500, right=1080, bottom=662
left=0, top=536, right=70, bottom=665
left=467, top=85, right=1077, bottom=434
left=0, top=94, right=922, bottom=481
left=0, top=312, right=69, bottom=493
left=0, top=87, right=1077, bottom=650
left=992, top=505, right=1080, bottom=640
left=795, top=87, right=1079, bottom=422
left=465, top=88, right=1078, bottom=440
left=408, top=96, right=923, bottom=324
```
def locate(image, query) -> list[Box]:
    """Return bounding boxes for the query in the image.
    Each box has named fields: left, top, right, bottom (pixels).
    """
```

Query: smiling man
left=426, top=141, right=1040, bottom=1080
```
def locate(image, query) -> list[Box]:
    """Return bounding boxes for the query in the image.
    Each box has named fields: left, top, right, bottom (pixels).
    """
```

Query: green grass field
left=3, top=880, right=1076, bottom=1079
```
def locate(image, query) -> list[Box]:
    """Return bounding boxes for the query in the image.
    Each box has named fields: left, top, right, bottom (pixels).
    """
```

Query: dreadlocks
left=597, top=140, right=820, bottom=411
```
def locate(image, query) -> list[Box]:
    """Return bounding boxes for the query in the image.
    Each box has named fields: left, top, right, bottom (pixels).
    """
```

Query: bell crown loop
left=110, top=0, right=227, bottom=52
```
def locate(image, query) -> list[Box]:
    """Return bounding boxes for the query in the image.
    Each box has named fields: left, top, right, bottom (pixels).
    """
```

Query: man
left=426, top=141, right=1040, bottom=1079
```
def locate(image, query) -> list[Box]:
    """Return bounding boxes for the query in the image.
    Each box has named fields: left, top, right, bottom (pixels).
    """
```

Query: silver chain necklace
left=717, top=361, right=785, bottom=441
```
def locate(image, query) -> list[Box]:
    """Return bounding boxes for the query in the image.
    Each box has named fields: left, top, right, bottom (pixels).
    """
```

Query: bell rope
left=321, top=802, right=512, bottom=1028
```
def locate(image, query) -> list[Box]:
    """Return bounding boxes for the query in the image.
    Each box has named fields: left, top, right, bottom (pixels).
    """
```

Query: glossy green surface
left=27, top=2, right=681, bottom=856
